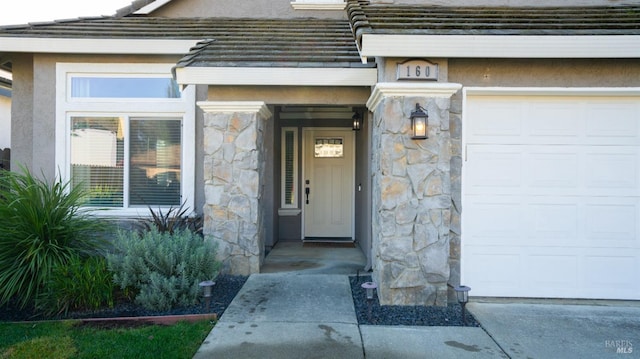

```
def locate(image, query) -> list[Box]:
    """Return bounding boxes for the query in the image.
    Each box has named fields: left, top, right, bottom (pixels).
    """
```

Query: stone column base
left=367, top=83, right=461, bottom=306
left=199, top=101, right=271, bottom=276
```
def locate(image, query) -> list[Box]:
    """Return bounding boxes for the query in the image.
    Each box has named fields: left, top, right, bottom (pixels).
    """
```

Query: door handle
left=305, top=187, right=310, bottom=204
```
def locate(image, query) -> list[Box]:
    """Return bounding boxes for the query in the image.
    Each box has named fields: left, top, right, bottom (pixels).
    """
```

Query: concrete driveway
left=468, top=301, right=640, bottom=358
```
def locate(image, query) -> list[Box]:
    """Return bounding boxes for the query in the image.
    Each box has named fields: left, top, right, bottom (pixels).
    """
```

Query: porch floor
left=260, top=241, right=367, bottom=275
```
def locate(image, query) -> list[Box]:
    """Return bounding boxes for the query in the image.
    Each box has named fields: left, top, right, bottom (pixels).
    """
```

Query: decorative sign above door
left=396, top=59, right=438, bottom=81
left=314, top=138, right=344, bottom=158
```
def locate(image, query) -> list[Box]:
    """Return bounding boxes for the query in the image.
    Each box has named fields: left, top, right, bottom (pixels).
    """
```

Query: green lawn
left=0, top=320, right=213, bottom=359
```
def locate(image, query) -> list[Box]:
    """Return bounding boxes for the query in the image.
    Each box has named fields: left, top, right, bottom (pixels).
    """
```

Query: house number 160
left=407, top=65, right=430, bottom=78
left=396, top=60, right=438, bottom=81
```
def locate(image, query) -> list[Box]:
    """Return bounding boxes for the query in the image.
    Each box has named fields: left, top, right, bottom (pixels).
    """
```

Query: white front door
left=303, top=128, right=355, bottom=239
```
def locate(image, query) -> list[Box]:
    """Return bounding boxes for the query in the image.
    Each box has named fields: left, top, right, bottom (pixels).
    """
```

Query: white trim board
left=360, top=34, right=640, bottom=59
left=0, top=38, right=198, bottom=55
left=197, top=101, right=272, bottom=118
left=175, top=67, right=378, bottom=86
left=290, top=2, right=346, bottom=10
left=367, top=82, right=462, bottom=111
left=464, top=87, right=640, bottom=97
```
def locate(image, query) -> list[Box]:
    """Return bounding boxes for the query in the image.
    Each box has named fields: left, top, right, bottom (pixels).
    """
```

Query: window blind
left=284, top=130, right=295, bottom=206
left=129, top=118, right=182, bottom=206
left=70, top=117, right=124, bottom=207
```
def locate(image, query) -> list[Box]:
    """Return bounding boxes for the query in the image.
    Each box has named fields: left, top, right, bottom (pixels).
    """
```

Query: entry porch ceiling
left=279, top=105, right=357, bottom=120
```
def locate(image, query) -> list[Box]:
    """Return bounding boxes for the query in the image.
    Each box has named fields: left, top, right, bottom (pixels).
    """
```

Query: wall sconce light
left=409, top=103, right=428, bottom=139
left=454, top=285, right=471, bottom=325
left=352, top=111, right=362, bottom=131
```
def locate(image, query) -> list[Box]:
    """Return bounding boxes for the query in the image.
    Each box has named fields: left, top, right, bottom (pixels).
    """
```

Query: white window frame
left=279, top=127, right=300, bottom=216
left=290, top=0, right=346, bottom=10
left=56, top=63, right=195, bottom=217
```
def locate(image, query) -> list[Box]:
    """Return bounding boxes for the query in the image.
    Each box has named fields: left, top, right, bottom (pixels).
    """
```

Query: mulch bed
left=350, top=275, right=480, bottom=327
left=1, top=274, right=479, bottom=328
left=0, top=275, right=247, bottom=323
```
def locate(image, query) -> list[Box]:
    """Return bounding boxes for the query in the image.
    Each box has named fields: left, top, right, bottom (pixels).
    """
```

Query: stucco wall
left=10, top=54, right=33, bottom=172
left=446, top=58, right=640, bottom=296
left=354, top=109, right=372, bottom=270
left=153, top=0, right=347, bottom=19
left=449, top=58, right=640, bottom=88
left=0, top=95, right=10, bottom=150
left=207, top=86, right=371, bottom=105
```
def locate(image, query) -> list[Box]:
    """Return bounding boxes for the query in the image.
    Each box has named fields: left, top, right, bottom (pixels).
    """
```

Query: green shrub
left=107, top=228, right=220, bottom=311
left=35, top=255, right=115, bottom=316
left=0, top=167, right=107, bottom=309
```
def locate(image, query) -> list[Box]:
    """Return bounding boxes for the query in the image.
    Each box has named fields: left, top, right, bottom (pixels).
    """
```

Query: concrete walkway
left=194, top=273, right=640, bottom=358
left=193, top=273, right=504, bottom=358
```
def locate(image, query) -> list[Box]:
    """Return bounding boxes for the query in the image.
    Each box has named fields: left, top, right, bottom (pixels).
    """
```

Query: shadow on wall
left=0, top=148, right=9, bottom=171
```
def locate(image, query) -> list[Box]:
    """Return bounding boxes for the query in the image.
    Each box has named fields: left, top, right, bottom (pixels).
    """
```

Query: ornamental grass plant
left=35, top=255, right=115, bottom=317
left=0, top=167, right=107, bottom=309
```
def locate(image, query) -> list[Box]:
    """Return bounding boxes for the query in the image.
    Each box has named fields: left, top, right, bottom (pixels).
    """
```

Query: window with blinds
left=70, top=116, right=182, bottom=208
left=57, top=63, right=194, bottom=216
left=129, top=118, right=181, bottom=206
left=281, top=128, right=298, bottom=208
left=71, top=117, right=124, bottom=207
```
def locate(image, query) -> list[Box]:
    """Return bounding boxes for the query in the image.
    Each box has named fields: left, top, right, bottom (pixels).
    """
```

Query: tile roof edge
left=347, top=0, right=373, bottom=50
left=0, top=16, right=112, bottom=30
left=175, top=39, right=217, bottom=69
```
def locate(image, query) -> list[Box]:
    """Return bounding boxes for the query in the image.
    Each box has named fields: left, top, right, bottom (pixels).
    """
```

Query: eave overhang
left=359, top=34, right=640, bottom=60
left=0, top=37, right=198, bottom=55
left=174, top=66, right=377, bottom=87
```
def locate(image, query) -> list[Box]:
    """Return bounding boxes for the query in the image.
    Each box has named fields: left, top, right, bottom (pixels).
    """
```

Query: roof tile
left=347, top=0, right=640, bottom=47
left=0, top=17, right=369, bottom=68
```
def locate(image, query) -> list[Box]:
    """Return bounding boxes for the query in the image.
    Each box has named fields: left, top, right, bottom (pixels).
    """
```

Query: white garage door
left=462, top=91, right=640, bottom=300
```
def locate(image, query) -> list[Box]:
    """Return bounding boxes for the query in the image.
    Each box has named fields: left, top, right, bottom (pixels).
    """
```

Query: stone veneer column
left=366, top=83, right=462, bottom=306
left=198, top=101, right=272, bottom=276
